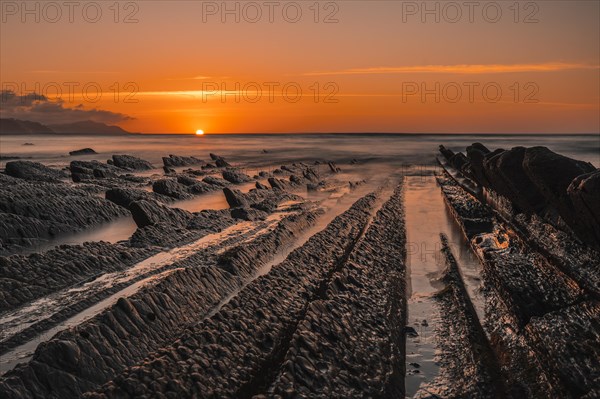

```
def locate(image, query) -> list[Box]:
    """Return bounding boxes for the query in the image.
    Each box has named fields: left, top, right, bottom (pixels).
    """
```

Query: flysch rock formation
left=437, top=171, right=600, bottom=399
left=0, top=190, right=373, bottom=398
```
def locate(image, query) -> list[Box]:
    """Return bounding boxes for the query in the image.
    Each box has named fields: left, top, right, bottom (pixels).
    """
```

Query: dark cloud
left=0, top=90, right=133, bottom=125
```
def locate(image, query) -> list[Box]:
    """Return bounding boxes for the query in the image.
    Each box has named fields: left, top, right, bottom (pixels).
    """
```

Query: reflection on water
left=0, top=214, right=292, bottom=375
left=18, top=217, right=138, bottom=255
left=172, top=180, right=268, bottom=212
left=404, top=175, right=484, bottom=398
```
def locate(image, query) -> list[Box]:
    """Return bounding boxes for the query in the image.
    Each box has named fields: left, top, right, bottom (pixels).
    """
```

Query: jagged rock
left=268, top=177, right=293, bottom=190
left=82, top=193, right=379, bottom=399
left=202, top=176, right=230, bottom=187
left=176, top=175, right=199, bottom=186
left=163, top=166, right=176, bottom=175
left=92, top=169, right=117, bottom=179
left=70, top=160, right=120, bottom=182
left=110, top=155, right=153, bottom=170
left=568, top=170, right=600, bottom=248
left=152, top=179, right=193, bottom=200
left=523, top=147, right=595, bottom=226
left=69, top=148, right=97, bottom=156
left=129, top=200, right=192, bottom=228
left=256, top=182, right=269, bottom=190
left=162, top=155, right=204, bottom=167
left=0, top=174, right=128, bottom=254
left=483, top=147, right=546, bottom=213
left=5, top=160, right=66, bottom=182
left=209, top=153, right=231, bottom=168
left=71, top=160, right=121, bottom=175
left=450, top=152, right=469, bottom=171
left=328, top=161, right=341, bottom=173
left=105, top=188, right=171, bottom=209
left=290, top=174, right=306, bottom=185
left=230, top=207, right=268, bottom=221
left=439, top=145, right=455, bottom=160
left=465, top=143, right=491, bottom=186
left=223, top=188, right=248, bottom=208
left=187, top=182, right=218, bottom=194
left=0, top=241, right=147, bottom=313
left=222, top=169, right=252, bottom=184
left=303, top=167, right=319, bottom=183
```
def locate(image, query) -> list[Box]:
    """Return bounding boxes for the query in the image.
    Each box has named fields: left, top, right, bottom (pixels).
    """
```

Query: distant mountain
left=49, top=120, right=131, bottom=135
left=0, top=118, right=133, bottom=135
left=0, top=118, right=55, bottom=134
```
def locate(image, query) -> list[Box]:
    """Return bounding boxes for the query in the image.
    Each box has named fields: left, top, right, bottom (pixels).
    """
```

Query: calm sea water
left=1, top=134, right=598, bottom=169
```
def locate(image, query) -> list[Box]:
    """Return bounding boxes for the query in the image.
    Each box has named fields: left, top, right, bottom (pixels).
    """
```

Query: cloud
left=0, top=90, right=132, bottom=125
left=304, top=62, right=600, bottom=76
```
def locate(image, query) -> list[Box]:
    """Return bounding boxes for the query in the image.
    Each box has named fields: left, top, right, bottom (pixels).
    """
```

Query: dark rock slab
left=230, top=207, right=267, bottom=221
left=175, top=175, right=198, bottom=186
left=522, top=146, right=595, bottom=228
left=209, top=153, right=231, bottom=168
left=486, top=147, right=546, bottom=213
left=525, top=301, right=600, bottom=398
left=110, top=155, right=153, bottom=171
left=568, top=170, right=600, bottom=249
left=5, top=161, right=66, bottom=182
left=69, top=148, right=97, bottom=156
left=70, top=160, right=122, bottom=182
left=267, top=186, right=406, bottom=398
left=0, top=174, right=128, bottom=254
left=222, top=169, right=252, bottom=184
left=105, top=188, right=172, bottom=210
left=428, top=234, right=509, bottom=398
left=328, top=161, right=341, bottom=173
left=202, top=176, right=230, bottom=187
left=0, top=242, right=148, bottom=313
left=152, top=179, right=193, bottom=200
left=0, top=209, right=321, bottom=399
left=129, top=200, right=193, bottom=228
left=86, top=192, right=380, bottom=398
left=162, top=155, right=204, bottom=167
left=223, top=188, right=249, bottom=208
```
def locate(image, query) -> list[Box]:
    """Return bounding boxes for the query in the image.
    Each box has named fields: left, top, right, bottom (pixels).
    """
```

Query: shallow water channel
left=404, top=175, right=484, bottom=397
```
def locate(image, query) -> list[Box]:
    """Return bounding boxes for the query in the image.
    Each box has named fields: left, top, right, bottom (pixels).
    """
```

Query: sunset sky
left=1, top=0, right=599, bottom=134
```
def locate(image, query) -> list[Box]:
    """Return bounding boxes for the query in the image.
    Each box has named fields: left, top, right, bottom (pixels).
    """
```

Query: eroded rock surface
left=0, top=174, right=129, bottom=255
left=438, top=171, right=600, bottom=398
left=162, top=155, right=204, bottom=167
left=5, top=161, right=66, bottom=182
left=85, top=192, right=381, bottom=398
left=0, top=242, right=148, bottom=313
left=110, top=155, right=153, bottom=171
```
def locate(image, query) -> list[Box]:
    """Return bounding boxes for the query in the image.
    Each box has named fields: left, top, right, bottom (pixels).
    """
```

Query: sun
left=195, top=129, right=205, bottom=136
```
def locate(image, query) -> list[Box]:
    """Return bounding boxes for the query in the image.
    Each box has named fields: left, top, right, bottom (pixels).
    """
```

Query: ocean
left=1, top=133, right=599, bottom=169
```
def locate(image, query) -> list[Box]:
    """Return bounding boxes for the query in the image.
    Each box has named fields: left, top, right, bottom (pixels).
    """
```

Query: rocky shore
left=437, top=144, right=600, bottom=398
left=0, top=144, right=598, bottom=398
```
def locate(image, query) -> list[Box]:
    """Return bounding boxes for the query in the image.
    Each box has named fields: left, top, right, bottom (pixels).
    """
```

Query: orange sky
left=1, top=1, right=599, bottom=134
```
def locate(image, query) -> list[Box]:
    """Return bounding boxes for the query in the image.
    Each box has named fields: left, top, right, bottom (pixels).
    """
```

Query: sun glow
left=195, top=129, right=205, bottom=136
